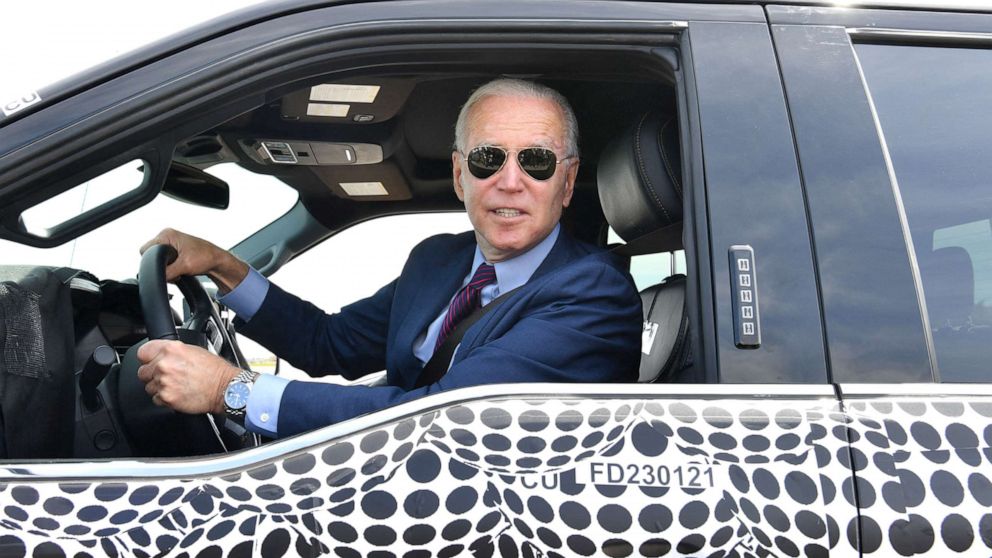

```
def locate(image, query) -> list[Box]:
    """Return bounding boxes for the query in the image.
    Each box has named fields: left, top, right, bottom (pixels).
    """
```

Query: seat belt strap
left=415, top=287, right=519, bottom=388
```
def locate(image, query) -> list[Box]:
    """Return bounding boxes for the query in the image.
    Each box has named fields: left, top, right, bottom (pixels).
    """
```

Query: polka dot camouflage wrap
left=841, top=397, right=992, bottom=556
left=0, top=394, right=990, bottom=556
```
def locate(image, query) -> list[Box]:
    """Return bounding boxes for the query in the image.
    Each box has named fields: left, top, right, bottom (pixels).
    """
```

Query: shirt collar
left=471, top=223, right=560, bottom=295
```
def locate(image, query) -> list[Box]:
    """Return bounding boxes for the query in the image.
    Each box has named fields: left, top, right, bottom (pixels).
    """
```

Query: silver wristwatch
left=223, top=369, right=260, bottom=419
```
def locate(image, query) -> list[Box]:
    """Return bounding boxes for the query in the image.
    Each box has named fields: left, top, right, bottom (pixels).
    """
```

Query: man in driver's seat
left=136, top=79, right=641, bottom=438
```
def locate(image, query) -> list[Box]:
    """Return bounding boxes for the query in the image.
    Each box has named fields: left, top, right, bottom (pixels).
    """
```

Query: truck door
left=772, top=5, right=992, bottom=555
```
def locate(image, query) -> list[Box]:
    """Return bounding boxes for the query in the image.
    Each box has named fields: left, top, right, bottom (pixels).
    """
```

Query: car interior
left=0, top=49, right=697, bottom=461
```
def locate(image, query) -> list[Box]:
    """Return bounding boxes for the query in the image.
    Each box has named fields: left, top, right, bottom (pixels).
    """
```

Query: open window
left=0, top=6, right=699, bottom=462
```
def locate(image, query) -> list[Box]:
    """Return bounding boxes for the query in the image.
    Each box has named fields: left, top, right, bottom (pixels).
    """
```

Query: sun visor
left=279, top=79, right=415, bottom=124
left=308, top=162, right=412, bottom=201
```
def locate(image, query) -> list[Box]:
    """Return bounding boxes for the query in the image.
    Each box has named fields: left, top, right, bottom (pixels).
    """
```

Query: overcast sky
left=1, top=2, right=267, bottom=102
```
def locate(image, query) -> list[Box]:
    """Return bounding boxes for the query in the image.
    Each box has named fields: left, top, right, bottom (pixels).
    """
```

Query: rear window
left=855, top=43, right=992, bottom=382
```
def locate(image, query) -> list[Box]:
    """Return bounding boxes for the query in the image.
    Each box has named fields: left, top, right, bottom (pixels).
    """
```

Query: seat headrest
left=597, top=112, right=683, bottom=247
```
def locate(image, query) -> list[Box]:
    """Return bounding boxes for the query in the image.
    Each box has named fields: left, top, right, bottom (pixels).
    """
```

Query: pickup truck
left=0, top=1, right=990, bottom=556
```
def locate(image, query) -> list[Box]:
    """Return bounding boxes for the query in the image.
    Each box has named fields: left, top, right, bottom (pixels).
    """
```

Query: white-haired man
left=137, top=79, right=642, bottom=437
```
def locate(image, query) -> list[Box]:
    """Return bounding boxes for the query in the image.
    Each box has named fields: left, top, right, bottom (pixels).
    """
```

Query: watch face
left=224, top=382, right=251, bottom=410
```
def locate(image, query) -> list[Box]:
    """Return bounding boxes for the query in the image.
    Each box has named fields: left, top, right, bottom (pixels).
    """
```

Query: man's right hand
left=140, top=228, right=249, bottom=294
left=136, top=339, right=242, bottom=415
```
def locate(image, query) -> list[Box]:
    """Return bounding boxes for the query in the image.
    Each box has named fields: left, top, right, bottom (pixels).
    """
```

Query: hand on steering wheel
left=118, top=244, right=259, bottom=456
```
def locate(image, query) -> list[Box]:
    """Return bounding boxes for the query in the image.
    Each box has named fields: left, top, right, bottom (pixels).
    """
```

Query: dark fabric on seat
left=0, top=410, right=6, bottom=458
left=0, top=266, right=76, bottom=458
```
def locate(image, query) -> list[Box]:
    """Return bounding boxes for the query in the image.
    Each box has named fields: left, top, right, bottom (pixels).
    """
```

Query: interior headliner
left=172, top=48, right=679, bottom=247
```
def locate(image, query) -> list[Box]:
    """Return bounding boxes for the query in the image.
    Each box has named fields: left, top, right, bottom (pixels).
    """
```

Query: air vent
left=261, top=141, right=298, bottom=164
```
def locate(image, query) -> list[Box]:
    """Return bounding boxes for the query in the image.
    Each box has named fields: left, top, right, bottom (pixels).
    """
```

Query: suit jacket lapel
left=416, top=245, right=475, bottom=328
left=393, top=234, right=476, bottom=375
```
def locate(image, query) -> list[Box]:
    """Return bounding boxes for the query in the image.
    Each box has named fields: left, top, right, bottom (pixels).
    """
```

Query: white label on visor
left=307, top=103, right=349, bottom=117
left=340, top=182, right=388, bottom=196
left=310, top=84, right=380, bottom=103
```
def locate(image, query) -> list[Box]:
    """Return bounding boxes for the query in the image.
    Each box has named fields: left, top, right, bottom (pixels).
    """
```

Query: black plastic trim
left=0, top=146, right=170, bottom=247
left=0, top=0, right=763, bottom=130
left=675, top=30, right=714, bottom=383
left=768, top=4, right=992, bottom=30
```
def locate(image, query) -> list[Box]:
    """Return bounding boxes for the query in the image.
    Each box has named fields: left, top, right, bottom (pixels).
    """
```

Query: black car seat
left=598, top=112, right=691, bottom=382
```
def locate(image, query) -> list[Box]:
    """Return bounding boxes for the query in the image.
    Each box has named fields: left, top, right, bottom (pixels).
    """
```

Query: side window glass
left=855, top=44, right=992, bottom=382
left=21, top=159, right=145, bottom=234
left=245, top=213, right=472, bottom=379
left=0, top=162, right=299, bottom=279
left=607, top=227, right=685, bottom=291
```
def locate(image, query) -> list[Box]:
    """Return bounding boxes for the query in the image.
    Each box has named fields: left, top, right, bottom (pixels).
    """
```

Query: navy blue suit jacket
left=238, top=229, right=642, bottom=436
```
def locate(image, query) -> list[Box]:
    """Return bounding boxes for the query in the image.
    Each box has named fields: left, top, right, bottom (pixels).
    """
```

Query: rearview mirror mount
left=160, top=162, right=230, bottom=210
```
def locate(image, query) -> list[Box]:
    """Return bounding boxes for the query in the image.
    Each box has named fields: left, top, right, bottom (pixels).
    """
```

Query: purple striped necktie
left=434, top=263, right=497, bottom=352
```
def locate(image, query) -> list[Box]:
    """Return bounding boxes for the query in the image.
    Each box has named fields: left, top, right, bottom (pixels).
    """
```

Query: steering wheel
left=118, top=244, right=259, bottom=456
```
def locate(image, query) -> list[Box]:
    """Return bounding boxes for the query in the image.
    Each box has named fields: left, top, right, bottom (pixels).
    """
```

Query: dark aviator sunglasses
left=463, top=146, right=574, bottom=181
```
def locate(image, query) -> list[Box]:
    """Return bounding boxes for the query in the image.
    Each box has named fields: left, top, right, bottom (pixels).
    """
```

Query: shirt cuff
left=217, top=267, right=269, bottom=321
left=245, top=373, right=290, bottom=437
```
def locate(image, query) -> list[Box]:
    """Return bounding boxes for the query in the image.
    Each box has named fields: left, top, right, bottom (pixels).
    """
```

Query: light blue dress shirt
left=219, top=224, right=560, bottom=437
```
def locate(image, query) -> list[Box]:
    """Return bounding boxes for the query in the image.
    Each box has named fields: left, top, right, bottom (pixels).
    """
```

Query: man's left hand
left=136, top=340, right=241, bottom=415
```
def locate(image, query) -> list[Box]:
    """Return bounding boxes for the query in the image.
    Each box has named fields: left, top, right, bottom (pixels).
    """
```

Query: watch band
left=225, top=369, right=261, bottom=418
left=233, top=368, right=260, bottom=385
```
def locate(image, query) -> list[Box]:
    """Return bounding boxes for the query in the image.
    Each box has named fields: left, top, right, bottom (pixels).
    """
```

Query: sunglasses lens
left=467, top=146, right=506, bottom=179
left=517, top=148, right=558, bottom=180
left=466, top=146, right=560, bottom=180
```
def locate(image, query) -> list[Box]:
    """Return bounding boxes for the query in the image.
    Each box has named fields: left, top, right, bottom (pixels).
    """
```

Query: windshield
left=0, top=164, right=298, bottom=281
